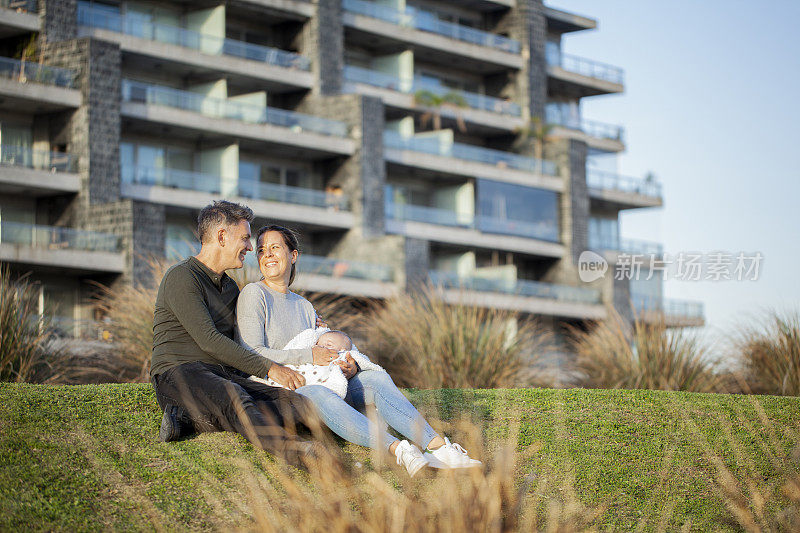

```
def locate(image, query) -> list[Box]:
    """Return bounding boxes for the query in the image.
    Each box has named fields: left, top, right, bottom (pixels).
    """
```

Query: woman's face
left=257, top=230, right=297, bottom=283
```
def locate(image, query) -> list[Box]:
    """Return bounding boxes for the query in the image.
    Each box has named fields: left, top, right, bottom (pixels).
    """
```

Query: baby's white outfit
left=250, top=327, right=385, bottom=398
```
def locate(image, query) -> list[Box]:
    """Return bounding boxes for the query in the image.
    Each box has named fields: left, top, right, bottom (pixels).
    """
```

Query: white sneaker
left=394, top=439, right=428, bottom=477
left=424, top=437, right=482, bottom=468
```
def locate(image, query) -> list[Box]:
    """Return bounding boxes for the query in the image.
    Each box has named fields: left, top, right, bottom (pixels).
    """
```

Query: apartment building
left=0, top=0, right=704, bottom=341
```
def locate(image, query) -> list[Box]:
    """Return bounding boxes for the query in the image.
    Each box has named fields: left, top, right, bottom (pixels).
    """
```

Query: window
left=476, top=180, right=559, bottom=241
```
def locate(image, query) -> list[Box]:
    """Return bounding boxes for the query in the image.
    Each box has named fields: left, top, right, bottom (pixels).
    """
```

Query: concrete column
left=613, top=275, right=634, bottom=324
left=39, top=0, right=77, bottom=43
left=404, top=238, right=430, bottom=291
left=567, top=139, right=589, bottom=263
left=302, top=0, right=344, bottom=95
left=43, top=38, right=121, bottom=205
left=297, top=93, right=386, bottom=237
left=132, top=202, right=166, bottom=287
left=491, top=0, right=547, bottom=120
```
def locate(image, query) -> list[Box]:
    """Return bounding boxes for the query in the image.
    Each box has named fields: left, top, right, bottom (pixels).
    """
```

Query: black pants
left=152, top=361, right=320, bottom=462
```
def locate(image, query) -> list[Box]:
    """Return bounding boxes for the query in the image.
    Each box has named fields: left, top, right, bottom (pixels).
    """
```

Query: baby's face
left=316, top=332, right=352, bottom=352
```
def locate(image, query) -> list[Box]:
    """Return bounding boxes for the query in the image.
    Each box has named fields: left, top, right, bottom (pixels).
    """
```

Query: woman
left=236, top=224, right=480, bottom=476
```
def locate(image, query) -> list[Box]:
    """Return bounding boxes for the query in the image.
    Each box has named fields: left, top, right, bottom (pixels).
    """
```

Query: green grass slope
left=1, top=383, right=798, bottom=531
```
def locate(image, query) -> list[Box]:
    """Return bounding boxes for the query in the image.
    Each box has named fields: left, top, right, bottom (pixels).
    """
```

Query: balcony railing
left=383, top=130, right=557, bottom=175
left=343, top=65, right=521, bottom=117
left=633, top=295, right=704, bottom=320
left=342, top=0, right=520, bottom=54
left=429, top=270, right=601, bottom=305
left=587, top=169, right=662, bottom=198
left=386, top=197, right=559, bottom=242
left=589, top=234, right=664, bottom=256
left=124, top=165, right=350, bottom=210
left=1, top=0, right=37, bottom=13
left=546, top=52, right=624, bottom=85
left=298, top=254, right=395, bottom=283
left=0, top=55, right=76, bottom=88
left=121, top=80, right=348, bottom=137
left=78, top=5, right=310, bottom=70
left=0, top=144, right=78, bottom=172
left=545, top=107, right=624, bottom=143
left=0, top=221, right=120, bottom=252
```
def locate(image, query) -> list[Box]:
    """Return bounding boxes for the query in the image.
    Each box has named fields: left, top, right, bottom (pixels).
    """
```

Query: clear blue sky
left=551, top=0, right=800, bottom=350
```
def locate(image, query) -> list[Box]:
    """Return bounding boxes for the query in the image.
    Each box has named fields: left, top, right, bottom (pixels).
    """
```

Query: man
left=150, top=200, right=324, bottom=465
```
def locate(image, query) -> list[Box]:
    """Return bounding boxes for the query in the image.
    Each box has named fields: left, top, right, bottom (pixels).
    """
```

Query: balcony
left=79, top=5, right=312, bottom=92
left=122, top=165, right=354, bottom=229
left=0, top=145, right=81, bottom=195
left=121, top=80, right=354, bottom=157
left=0, top=56, right=81, bottom=112
left=383, top=131, right=561, bottom=190
left=546, top=52, right=624, bottom=97
left=342, top=0, right=522, bottom=71
left=345, top=64, right=519, bottom=113
left=0, top=221, right=125, bottom=273
left=545, top=107, right=624, bottom=152
left=293, top=254, right=398, bottom=298
left=589, top=234, right=664, bottom=262
left=633, top=295, right=705, bottom=328
left=385, top=198, right=564, bottom=258
left=0, top=1, right=39, bottom=39
left=545, top=6, right=596, bottom=34
left=587, top=169, right=662, bottom=208
left=429, top=270, right=604, bottom=319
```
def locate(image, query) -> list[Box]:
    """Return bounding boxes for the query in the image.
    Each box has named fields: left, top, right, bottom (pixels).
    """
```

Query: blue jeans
left=296, top=370, right=438, bottom=451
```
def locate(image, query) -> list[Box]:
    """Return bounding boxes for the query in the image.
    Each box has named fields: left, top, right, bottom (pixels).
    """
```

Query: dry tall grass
left=0, top=265, right=58, bottom=382
left=90, top=258, right=171, bottom=383
left=570, top=308, right=717, bottom=392
left=735, top=309, right=800, bottom=396
left=353, top=285, right=551, bottom=389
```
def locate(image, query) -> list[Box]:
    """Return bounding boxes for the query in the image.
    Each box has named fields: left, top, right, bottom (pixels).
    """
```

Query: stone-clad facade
left=1, top=0, right=695, bottom=345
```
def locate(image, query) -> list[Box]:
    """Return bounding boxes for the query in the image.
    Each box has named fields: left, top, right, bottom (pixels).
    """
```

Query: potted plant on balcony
left=413, top=89, right=468, bottom=132
left=514, top=116, right=554, bottom=174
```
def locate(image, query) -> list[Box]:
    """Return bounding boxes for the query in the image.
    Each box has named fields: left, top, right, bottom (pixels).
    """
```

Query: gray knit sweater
left=235, top=281, right=316, bottom=371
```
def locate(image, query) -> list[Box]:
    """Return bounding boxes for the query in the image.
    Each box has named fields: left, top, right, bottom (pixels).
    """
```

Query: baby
left=252, top=328, right=384, bottom=398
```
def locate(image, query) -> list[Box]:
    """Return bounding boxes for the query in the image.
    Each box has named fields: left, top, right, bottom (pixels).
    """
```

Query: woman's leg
left=295, top=384, right=399, bottom=452
left=345, top=371, right=440, bottom=449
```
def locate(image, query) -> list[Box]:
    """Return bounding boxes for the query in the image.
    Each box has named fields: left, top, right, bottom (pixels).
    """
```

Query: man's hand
left=312, top=346, right=339, bottom=366
left=267, top=364, right=306, bottom=390
left=335, top=353, right=358, bottom=380
left=316, top=315, right=328, bottom=329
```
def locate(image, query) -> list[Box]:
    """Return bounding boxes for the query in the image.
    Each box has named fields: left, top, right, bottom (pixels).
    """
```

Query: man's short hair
left=197, top=200, right=255, bottom=244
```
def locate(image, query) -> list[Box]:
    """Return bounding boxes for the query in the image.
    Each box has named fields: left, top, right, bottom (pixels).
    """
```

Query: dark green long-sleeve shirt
left=150, top=257, right=272, bottom=377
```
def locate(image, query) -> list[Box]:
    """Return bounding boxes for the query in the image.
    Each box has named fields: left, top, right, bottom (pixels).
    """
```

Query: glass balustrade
left=429, top=270, right=601, bottom=304
left=0, top=221, right=120, bottom=252
left=0, top=55, right=76, bottom=88
left=344, top=65, right=521, bottom=117
left=633, top=295, right=704, bottom=319
left=1, top=0, right=37, bottom=12
left=0, top=144, right=77, bottom=172
left=124, top=165, right=350, bottom=210
left=78, top=5, right=310, bottom=70
left=121, top=80, right=348, bottom=137
left=546, top=52, right=624, bottom=85
left=587, top=169, right=662, bottom=198
left=342, top=0, right=520, bottom=54
left=298, top=254, right=395, bottom=282
left=383, top=130, right=557, bottom=175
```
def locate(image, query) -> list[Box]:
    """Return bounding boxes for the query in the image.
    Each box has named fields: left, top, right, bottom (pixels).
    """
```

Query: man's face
left=224, top=219, right=253, bottom=270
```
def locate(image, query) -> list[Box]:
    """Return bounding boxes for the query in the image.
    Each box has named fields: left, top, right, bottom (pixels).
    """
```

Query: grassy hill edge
left=1, top=383, right=798, bottom=531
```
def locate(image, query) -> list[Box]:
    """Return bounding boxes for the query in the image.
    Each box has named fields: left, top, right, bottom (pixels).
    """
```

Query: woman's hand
left=335, top=353, right=358, bottom=380
left=312, top=346, right=339, bottom=366
left=267, top=364, right=306, bottom=390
